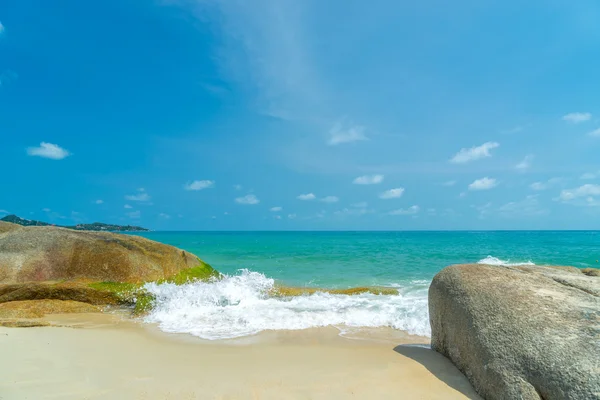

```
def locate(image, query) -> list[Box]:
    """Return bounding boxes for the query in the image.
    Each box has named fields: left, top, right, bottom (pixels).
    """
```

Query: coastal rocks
left=429, top=264, right=600, bottom=400
left=0, top=224, right=214, bottom=283
left=0, top=225, right=219, bottom=323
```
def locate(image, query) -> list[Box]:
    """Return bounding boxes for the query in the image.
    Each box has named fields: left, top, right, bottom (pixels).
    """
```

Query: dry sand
left=0, top=313, right=480, bottom=400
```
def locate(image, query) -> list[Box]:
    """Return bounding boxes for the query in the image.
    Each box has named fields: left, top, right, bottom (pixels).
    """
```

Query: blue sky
left=1, top=0, right=600, bottom=230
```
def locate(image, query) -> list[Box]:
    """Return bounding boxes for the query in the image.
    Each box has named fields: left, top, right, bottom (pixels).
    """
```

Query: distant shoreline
left=0, top=214, right=149, bottom=232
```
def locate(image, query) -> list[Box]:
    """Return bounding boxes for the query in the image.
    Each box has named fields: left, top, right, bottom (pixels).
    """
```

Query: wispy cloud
left=389, top=205, right=420, bottom=215
left=26, top=142, right=71, bottom=160
left=297, top=193, right=316, bottom=201
left=498, top=195, right=547, bottom=218
left=580, top=172, right=598, bottom=180
left=124, top=204, right=133, bottom=209
left=127, top=210, right=141, bottom=219
left=0, top=209, right=9, bottom=215
left=42, top=208, right=51, bottom=212
left=125, top=188, right=151, bottom=202
left=529, top=177, right=561, bottom=191
left=556, top=184, right=600, bottom=206
left=235, top=194, right=260, bottom=205
left=351, top=202, right=368, bottom=208
left=0, top=22, right=4, bottom=34
left=320, top=196, right=339, bottom=203
left=515, top=155, right=534, bottom=171
left=562, top=112, right=591, bottom=123
left=270, top=206, right=282, bottom=212
left=442, top=180, right=456, bottom=187
left=379, top=188, right=405, bottom=199
left=468, top=177, right=498, bottom=191
left=328, top=121, right=368, bottom=145
left=353, top=174, right=384, bottom=185
left=233, top=184, right=243, bottom=190
left=450, top=142, right=499, bottom=164
left=184, top=180, right=215, bottom=191
left=334, top=207, right=373, bottom=217
left=159, top=213, right=171, bottom=219
left=588, top=128, right=600, bottom=137
left=288, top=213, right=297, bottom=219
left=94, top=200, right=104, bottom=205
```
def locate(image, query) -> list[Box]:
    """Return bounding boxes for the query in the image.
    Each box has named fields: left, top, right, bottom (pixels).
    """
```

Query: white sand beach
left=0, top=313, right=480, bottom=400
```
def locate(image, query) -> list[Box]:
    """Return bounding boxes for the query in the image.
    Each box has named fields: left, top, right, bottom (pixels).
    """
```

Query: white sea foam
left=143, top=269, right=430, bottom=340
left=477, top=255, right=535, bottom=267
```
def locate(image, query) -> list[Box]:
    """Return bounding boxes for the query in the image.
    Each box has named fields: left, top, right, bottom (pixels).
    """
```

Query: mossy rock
left=0, top=225, right=215, bottom=283
left=272, top=286, right=399, bottom=296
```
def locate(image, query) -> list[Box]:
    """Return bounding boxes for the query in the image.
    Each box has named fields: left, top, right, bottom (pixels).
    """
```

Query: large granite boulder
left=0, top=224, right=211, bottom=283
left=429, top=264, right=600, bottom=400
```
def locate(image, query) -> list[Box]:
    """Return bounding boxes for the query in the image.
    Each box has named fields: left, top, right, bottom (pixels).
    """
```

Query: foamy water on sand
left=144, top=269, right=430, bottom=340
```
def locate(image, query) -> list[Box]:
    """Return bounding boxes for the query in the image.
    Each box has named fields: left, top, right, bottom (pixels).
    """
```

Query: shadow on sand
left=393, top=344, right=481, bottom=399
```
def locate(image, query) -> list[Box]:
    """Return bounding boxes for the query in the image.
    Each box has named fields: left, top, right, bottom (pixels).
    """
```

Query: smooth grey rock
left=429, top=264, right=600, bottom=400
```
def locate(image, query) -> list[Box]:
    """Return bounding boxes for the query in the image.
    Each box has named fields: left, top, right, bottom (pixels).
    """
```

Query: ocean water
left=135, top=231, right=599, bottom=340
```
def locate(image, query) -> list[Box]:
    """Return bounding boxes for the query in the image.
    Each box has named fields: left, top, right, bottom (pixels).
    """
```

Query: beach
left=0, top=312, right=480, bottom=400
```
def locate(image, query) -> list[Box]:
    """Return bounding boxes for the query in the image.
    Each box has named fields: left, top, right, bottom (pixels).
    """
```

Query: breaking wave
left=143, top=269, right=430, bottom=340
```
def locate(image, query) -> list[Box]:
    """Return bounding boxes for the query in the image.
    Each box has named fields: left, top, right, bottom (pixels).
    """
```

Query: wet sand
left=0, top=313, right=480, bottom=399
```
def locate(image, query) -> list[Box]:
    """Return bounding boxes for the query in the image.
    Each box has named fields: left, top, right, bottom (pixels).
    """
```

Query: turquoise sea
left=136, top=231, right=600, bottom=340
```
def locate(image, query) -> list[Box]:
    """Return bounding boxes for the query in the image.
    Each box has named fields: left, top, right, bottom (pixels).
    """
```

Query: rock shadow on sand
left=393, top=344, right=481, bottom=399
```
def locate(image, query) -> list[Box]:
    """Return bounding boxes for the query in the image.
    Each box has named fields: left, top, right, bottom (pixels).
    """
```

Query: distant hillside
left=0, top=214, right=149, bottom=232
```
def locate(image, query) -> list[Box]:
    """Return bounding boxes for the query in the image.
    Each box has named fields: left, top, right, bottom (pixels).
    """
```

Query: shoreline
left=1, top=312, right=480, bottom=399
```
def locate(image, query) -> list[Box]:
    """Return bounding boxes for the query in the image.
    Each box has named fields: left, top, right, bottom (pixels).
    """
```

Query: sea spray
left=143, top=269, right=431, bottom=340
left=477, top=255, right=535, bottom=266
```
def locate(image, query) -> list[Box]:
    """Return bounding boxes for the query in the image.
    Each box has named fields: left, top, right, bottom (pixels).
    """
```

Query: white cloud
left=95, top=200, right=104, bottom=205
left=270, top=206, right=282, bottom=212
left=275, top=215, right=282, bottom=219
left=26, top=142, right=71, bottom=160
left=184, top=180, right=215, bottom=191
left=556, top=184, right=600, bottom=206
left=515, top=155, right=534, bottom=171
left=468, top=177, right=498, bottom=191
left=124, top=204, right=133, bottom=209
left=328, top=122, right=368, bottom=145
left=450, top=142, right=499, bottom=164
left=562, top=112, right=591, bottom=123
left=588, top=128, right=600, bottom=137
left=233, top=184, right=243, bottom=190
left=297, top=193, right=316, bottom=201
left=288, top=213, right=297, bottom=219
left=235, top=194, right=260, bottom=205
left=320, top=196, right=339, bottom=203
left=125, top=192, right=151, bottom=202
left=442, top=180, right=456, bottom=187
left=159, top=213, right=171, bottom=219
left=389, top=205, right=420, bottom=215
left=379, top=188, right=405, bottom=199
left=351, top=202, right=368, bottom=208
left=42, top=208, right=51, bottom=212
left=127, top=210, right=141, bottom=219
left=353, top=174, right=384, bottom=185
left=459, top=192, right=467, bottom=198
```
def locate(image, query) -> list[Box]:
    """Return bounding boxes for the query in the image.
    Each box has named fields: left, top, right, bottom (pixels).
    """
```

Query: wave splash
left=477, top=255, right=535, bottom=267
left=143, top=269, right=430, bottom=340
